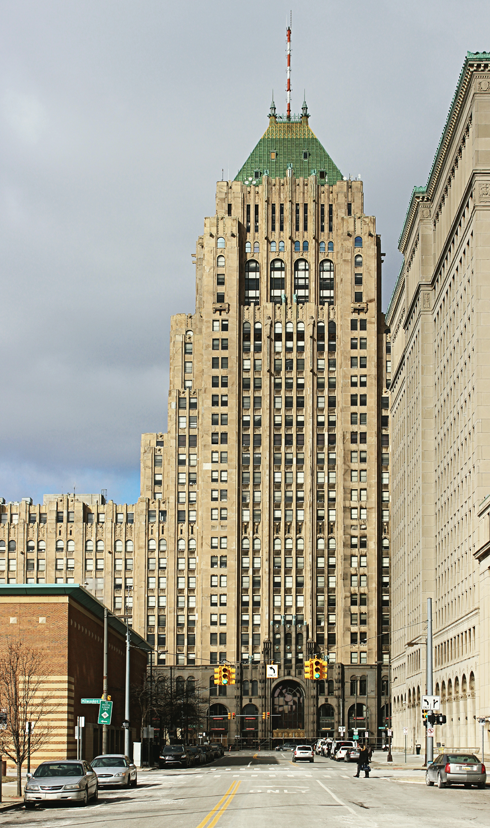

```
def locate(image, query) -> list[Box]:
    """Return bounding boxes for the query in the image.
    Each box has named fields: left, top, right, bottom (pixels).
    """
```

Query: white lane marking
left=341, top=775, right=349, bottom=779
left=247, top=761, right=252, bottom=767
left=317, top=780, right=355, bottom=815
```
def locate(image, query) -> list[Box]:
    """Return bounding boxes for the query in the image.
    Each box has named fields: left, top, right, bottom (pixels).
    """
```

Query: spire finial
left=302, top=92, right=309, bottom=120
left=286, top=13, right=292, bottom=120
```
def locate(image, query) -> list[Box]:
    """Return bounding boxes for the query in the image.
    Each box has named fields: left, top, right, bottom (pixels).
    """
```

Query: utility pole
left=124, top=621, right=131, bottom=756
left=427, top=597, right=434, bottom=765
left=102, top=607, right=108, bottom=754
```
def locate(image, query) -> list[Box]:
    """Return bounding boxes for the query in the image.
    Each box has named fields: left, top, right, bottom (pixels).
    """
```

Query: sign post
left=403, top=727, right=408, bottom=762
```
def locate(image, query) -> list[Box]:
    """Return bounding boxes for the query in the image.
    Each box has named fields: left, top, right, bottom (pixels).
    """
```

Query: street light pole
left=427, top=598, right=434, bottom=765
left=102, top=607, right=108, bottom=755
left=125, top=621, right=130, bottom=756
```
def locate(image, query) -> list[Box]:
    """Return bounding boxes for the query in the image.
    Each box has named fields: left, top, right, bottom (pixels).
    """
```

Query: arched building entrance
left=272, top=680, right=305, bottom=731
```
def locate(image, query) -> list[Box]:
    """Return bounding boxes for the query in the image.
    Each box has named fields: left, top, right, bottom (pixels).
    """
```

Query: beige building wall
left=387, top=53, right=490, bottom=753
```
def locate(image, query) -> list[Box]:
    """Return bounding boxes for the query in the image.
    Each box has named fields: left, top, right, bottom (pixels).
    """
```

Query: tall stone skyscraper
left=0, top=99, right=390, bottom=743
left=139, top=98, right=391, bottom=740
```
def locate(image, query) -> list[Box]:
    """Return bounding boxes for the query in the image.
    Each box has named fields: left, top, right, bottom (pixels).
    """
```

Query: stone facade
left=0, top=106, right=390, bottom=743
left=386, top=53, right=490, bottom=753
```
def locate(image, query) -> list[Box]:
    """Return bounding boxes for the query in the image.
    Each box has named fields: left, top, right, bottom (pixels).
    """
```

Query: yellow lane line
left=195, top=781, right=239, bottom=828
left=206, top=781, right=241, bottom=828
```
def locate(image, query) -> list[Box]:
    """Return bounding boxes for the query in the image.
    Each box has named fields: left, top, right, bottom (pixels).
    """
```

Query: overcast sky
left=1, top=0, right=488, bottom=506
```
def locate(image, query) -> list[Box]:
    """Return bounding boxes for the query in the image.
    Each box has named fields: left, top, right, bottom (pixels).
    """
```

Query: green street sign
left=353, top=734, right=359, bottom=740
left=81, top=698, right=102, bottom=704
left=98, top=700, right=113, bottom=725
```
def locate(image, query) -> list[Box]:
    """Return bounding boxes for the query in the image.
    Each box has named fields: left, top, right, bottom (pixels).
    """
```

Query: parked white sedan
left=90, top=754, right=137, bottom=787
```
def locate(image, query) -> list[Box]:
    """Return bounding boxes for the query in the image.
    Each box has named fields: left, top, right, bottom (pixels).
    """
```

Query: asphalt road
left=5, top=751, right=490, bottom=828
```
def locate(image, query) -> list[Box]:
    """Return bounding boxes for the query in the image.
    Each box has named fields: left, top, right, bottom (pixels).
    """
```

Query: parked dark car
left=188, top=746, right=207, bottom=766
left=426, top=753, right=486, bottom=788
left=159, top=745, right=192, bottom=769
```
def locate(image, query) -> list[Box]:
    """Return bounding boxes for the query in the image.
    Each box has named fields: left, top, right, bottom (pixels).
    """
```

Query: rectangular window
left=246, top=204, right=250, bottom=232
left=280, top=203, right=284, bottom=231
left=328, top=203, right=333, bottom=233
left=303, top=203, right=308, bottom=231
left=271, top=203, right=276, bottom=232
left=320, top=203, right=325, bottom=232
left=295, top=203, right=300, bottom=231
left=254, top=204, right=259, bottom=233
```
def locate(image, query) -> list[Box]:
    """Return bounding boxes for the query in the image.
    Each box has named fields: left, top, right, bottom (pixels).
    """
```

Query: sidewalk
left=0, top=779, right=24, bottom=811
left=370, top=750, right=426, bottom=771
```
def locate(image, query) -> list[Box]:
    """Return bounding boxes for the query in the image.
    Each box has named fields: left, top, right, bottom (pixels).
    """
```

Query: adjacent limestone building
left=1, top=100, right=390, bottom=743
left=387, top=52, right=490, bottom=753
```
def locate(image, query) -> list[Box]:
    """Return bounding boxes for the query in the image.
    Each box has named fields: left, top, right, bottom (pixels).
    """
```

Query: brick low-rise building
left=0, top=584, right=149, bottom=766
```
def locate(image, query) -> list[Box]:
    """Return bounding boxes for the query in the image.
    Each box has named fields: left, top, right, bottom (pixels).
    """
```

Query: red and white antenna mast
left=286, top=13, right=292, bottom=120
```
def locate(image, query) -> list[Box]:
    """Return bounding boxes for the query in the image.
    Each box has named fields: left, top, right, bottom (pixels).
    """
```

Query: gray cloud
left=0, top=0, right=488, bottom=504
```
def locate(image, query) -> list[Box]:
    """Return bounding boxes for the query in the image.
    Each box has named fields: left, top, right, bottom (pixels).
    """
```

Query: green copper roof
left=235, top=112, right=343, bottom=185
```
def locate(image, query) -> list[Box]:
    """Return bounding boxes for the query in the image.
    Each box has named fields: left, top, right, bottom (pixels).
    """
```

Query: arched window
left=56, top=540, right=64, bottom=551
left=319, top=241, right=326, bottom=253
left=253, top=242, right=260, bottom=253
left=176, top=676, right=185, bottom=696
left=85, top=540, right=93, bottom=553
left=148, top=539, right=157, bottom=551
left=186, top=329, right=193, bottom=338
left=0, top=540, right=5, bottom=551
left=159, top=539, right=167, bottom=552
left=242, top=680, right=250, bottom=696
left=126, top=540, right=134, bottom=552
left=187, top=676, right=195, bottom=695
left=297, top=321, right=305, bottom=352
left=382, top=538, right=389, bottom=550
left=273, top=538, right=281, bottom=551
left=274, top=322, right=283, bottom=352
left=317, top=322, right=325, bottom=352
left=355, top=254, right=363, bottom=268
left=270, top=241, right=276, bottom=252
left=317, top=537, right=325, bottom=550
left=296, top=537, right=304, bottom=551
left=8, top=540, right=16, bottom=552
left=245, top=241, right=251, bottom=253
left=217, top=237, right=225, bottom=249
left=243, top=321, right=251, bottom=352
left=303, top=241, right=309, bottom=252
left=285, top=537, right=293, bottom=551
left=319, top=259, right=334, bottom=305
left=270, top=259, right=285, bottom=303
left=67, top=540, right=75, bottom=552
left=96, top=540, right=104, bottom=552
left=253, top=537, right=261, bottom=551
left=188, top=538, right=196, bottom=552
left=279, top=241, right=285, bottom=252
left=328, top=537, right=336, bottom=550
left=217, top=255, right=225, bottom=268
left=209, top=675, right=217, bottom=697
left=177, top=538, right=186, bottom=551
left=354, top=236, right=363, bottom=248
left=328, top=320, right=336, bottom=351
left=27, top=540, right=35, bottom=552
left=294, top=241, right=300, bottom=252
left=294, top=259, right=309, bottom=303
left=244, top=260, right=260, bottom=306
left=251, top=680, right=258, bottom=696
left=254, top=322, right=262, bottom=352
left=318, top=703, right=335, bottom=732
left=242, top=537, right=250, bottom=551
left=328, top=241, right=334, bottom=252
left=38, top=540, right=46, bottom=552
left=115, top=539, right=123, bottom=552
left=286, top=321, right=293, bottom=351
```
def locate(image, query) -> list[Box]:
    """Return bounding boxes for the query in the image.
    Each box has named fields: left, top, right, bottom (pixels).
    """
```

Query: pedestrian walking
left=354, top=745, right=369, bottom=778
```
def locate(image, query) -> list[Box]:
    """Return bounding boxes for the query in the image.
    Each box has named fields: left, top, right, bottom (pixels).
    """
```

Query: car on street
left=292, top=745, right=314, bottom=763
left=202, top=744, right=218, bottom=762
left=275, top=742, right=297, bottom=751
left=345, top=747, right=361, bottom=763
left=188, top=746, right=207, bottom=765
left=159, top=744, right=192, bottom=769
left=331, top=740, right=355, bottom=760
left=426, top=753, right=486, bottom=788
left=90, top=754, right=137, bottom=787
left=24, top=760, right=98, bottom=808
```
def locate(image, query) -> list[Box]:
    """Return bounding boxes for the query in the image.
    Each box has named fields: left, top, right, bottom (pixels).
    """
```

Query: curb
left=0, top=802, right=24, bottom=812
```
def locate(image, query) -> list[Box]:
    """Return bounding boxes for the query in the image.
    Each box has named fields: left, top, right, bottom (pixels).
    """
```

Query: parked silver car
left=426, top=753, right=486, bottom=788
left=91, top=754, right=137, bottom=787
left=24, top=760, right=98, bottom=808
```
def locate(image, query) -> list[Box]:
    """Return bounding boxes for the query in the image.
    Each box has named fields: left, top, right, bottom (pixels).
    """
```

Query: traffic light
left=214, top=666, right=223, bottom=685
left=262, top=711, right=266, bottom=720
left=228, top=667, right=236, bottom=685
left=266, top=712, right=270, bottom=719
left=227, top=712, right=231, bottom=720
left=422, top=710, right=428, bottom=727
left=312, top=658, right=324, bottom=680
left=231, top=712, right=236, bottom=720
left=436, top=714, right=447, bottom=725
left=304, top=659, right=313, bottom=680
left=222, top=666, right=235, bottom=685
